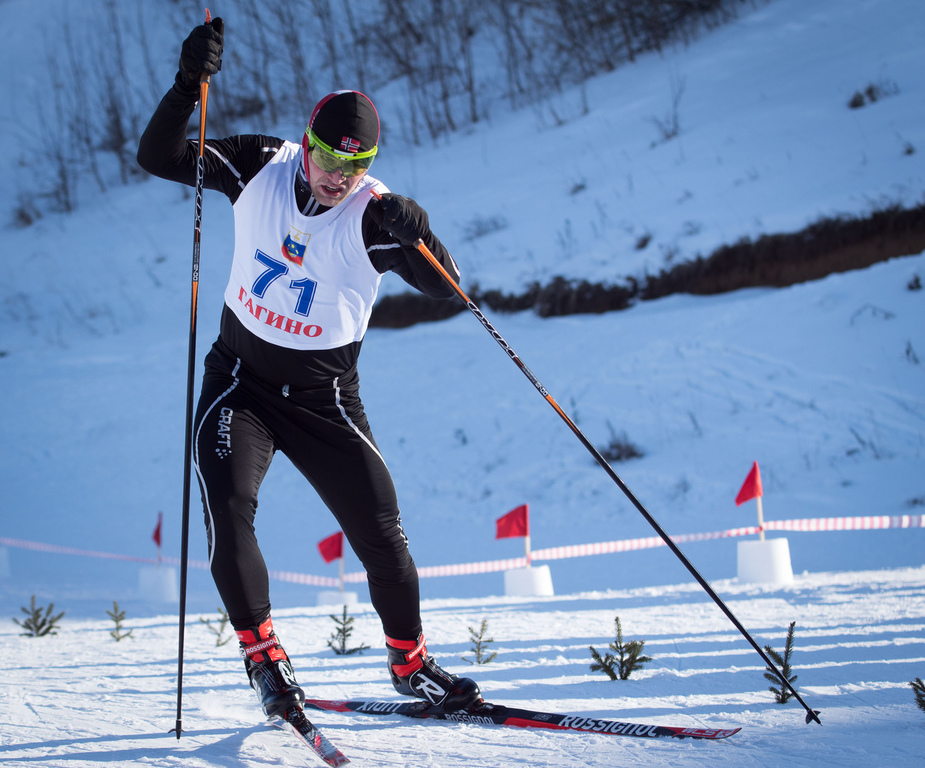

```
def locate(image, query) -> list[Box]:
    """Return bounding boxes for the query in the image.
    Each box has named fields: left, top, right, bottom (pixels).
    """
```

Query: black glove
left=178, top=17, right=224, bottom=90
left=367, top=193, right=430, bottom=246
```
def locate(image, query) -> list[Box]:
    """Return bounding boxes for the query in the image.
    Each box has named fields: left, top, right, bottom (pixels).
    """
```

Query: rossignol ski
left=269, top=706, right=350, bottom=766
left=302, top=698, right=740, bottom=741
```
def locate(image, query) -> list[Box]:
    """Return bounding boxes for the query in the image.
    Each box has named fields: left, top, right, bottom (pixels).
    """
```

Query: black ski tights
left=193, top=343, right=422, bottom=639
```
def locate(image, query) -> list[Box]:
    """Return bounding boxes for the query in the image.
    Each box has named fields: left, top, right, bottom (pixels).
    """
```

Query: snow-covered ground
left=1, top=0, right=924, bottom=765
left=1, top=567, right=924, bottom=766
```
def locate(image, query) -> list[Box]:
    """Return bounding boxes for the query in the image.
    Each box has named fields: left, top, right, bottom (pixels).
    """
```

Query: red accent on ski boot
left=237, top=616, right=305, bottom=718
left=386, top=633, right=480, bottom=711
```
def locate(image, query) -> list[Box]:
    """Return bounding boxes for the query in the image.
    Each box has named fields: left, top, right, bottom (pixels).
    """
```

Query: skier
left=137, top=16, right=480, bottom=718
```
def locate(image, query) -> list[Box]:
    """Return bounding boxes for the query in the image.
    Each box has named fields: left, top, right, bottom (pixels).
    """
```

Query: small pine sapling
left=14, top=595, right=65, bottom=637
left=107, top=601, right=133, bottom=641
left=327, top=606, right=370, bottom=656
left=462, top=619, right=498, bottom=665
left=763, top=621, right=799, bottom=704
left=199, top=607, right=232, bottom=647
left=911, top=677, right=925, bottom=714
left=589, top=616, right=652, bottom=680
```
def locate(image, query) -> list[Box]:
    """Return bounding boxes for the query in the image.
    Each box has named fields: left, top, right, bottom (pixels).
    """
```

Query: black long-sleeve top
left=137, top=80, right=459, bottom=388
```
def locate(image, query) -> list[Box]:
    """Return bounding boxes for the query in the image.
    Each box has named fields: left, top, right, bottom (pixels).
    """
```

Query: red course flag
left=152, top=512, right=163, bottom=548
left=496, top=504, right=529, bottom=539
left=735, top=462, right=763, bottom=506
left=318, top=531, right=344, bottom=564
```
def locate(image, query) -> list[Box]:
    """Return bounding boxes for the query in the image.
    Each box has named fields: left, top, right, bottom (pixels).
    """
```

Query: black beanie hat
left=307, top=90, right=380, bottom=156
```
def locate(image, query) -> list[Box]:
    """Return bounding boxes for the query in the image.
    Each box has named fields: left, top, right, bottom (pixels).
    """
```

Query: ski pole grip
left=200, top=9, right=213, bottom=86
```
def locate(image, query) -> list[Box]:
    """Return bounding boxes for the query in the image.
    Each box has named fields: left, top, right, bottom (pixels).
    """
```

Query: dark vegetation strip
left=370, top=203, right=925, bottom=328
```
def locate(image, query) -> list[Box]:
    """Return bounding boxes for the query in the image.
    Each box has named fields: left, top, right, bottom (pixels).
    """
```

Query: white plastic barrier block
left=317, top=590, right=358, bottom=607
left=503, top=565, right=554, bottom=597
left=737, top=538, right=794, bottom=585
left=138, top=565, right=179, bottom=603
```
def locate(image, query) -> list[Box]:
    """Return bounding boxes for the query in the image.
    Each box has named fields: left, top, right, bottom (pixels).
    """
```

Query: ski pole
left=173, top=8, right=213, bottom=741
left=376, top=190, right=821, bottom=725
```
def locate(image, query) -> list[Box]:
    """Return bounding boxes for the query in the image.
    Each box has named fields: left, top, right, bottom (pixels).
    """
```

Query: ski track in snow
left=1, top=567, right=924, bottom=767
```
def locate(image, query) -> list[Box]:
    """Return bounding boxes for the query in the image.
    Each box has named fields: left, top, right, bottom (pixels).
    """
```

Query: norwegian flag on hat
left=340, top=136, right=361, bottom=154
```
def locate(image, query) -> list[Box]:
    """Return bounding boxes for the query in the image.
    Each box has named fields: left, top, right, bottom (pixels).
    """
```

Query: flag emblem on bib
left=282, top=227, right=311, bottom=266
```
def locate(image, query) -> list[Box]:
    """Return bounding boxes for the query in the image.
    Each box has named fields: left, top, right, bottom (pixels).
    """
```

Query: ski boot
left=237, top=617, right=305, bottom=718
left=386, top=633, right=481, bottom=711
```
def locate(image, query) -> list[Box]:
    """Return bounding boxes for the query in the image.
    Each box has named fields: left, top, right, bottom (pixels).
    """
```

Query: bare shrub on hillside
left=848, top=78, right=900, bottom=109
left=642, top=203, right=925, bottom=299
left=15, top=0, right=768, bottom=215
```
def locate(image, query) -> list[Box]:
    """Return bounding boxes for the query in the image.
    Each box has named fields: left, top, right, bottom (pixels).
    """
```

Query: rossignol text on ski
left=302, top=698, right=741, bottom=741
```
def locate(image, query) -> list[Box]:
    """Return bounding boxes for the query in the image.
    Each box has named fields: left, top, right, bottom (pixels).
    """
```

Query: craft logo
left=340, top=136, right=361, bottom=154
left=216, top=407, right=233, bottom=459
left=281, top=227, right=310, bottom=266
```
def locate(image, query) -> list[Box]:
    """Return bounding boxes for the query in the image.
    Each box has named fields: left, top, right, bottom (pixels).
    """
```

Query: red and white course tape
left=2, top=514, right=920, bottom=587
